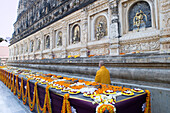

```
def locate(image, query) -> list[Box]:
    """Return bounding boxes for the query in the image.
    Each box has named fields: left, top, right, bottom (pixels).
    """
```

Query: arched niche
left=128, top=1, right=152, bottom=31
left=30, top=40, right=34, bottom=52
left=119, top=0, right=155, bottom=35
left=91, top=13, right=109, bottom=41
left=56, top=31, right=62, bottom=46
left=71, top=24, right=81, bottom=44
left=45, top=35, right=50, bottom=49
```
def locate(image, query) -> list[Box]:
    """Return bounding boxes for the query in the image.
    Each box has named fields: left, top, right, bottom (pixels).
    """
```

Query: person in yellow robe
left=95, top=61, right=111, bottom=84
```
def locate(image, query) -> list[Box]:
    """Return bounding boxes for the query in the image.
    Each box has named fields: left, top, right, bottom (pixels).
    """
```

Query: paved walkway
left=0, top=81, right=31, bottom=113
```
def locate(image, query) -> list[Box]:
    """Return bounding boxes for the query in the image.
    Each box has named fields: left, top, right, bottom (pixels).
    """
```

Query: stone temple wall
left=8, top=0, right=170, bottom=61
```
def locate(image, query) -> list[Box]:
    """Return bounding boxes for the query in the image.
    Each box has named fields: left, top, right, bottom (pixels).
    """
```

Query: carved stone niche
left=69, top=22, right=81, bottom=45
left=56, top=31, right=62, bottom=47
left=95, top=16, right=108, bottom=40
left=119, top=0, right=155, bottom=35
left=91, top=13, right=109, bottom=41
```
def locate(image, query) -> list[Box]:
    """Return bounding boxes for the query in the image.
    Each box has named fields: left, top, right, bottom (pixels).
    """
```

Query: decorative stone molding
left=160, top=37, right=170, bottom=43
left=160, top=0, right=170, bottom=14
left=120, top=38, right=160, bottom=53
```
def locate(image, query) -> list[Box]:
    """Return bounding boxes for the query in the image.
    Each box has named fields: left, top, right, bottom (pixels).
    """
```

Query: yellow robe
left=95, top=66, right=111, bottom=84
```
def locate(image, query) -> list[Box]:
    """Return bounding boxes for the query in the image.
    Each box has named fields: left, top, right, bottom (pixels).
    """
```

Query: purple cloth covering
left=5, top=71, right=147, bottom=113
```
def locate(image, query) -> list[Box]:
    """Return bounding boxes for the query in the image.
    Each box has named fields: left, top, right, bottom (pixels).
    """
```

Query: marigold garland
left=17, top=77, right=23, bottom=99
left=61, top=93, right=72, bottom=113
left=22, top=78, right=30, bottom=105
left=13, top=75, right=18, bottom=95
left=0, top=69, right=151, bottom=113
left=8, top=73, right=12, bottom=89
left=36, top=85, right=52, bottom=113
left=144, top=90, right=151, bottom=113
left=28, top=81, right=37, bottom=111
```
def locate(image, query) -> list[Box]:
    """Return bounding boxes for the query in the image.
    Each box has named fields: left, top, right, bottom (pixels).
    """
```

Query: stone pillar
left=61, top=21, right=67, bottom=58
left=40, top=32, right=44, bottom=59
left=33, top=36, right=36, bottom=60
left=109, top=39, right=119, bottom=56
left=80, top=8, right=88, bottom=57
left=159, top=0, right=170, bottom=53
left=108, top=0, right=120, bottom=56
left=50, top=28, right=54, bottom=51
left=109, top=0, right=119, bottom=39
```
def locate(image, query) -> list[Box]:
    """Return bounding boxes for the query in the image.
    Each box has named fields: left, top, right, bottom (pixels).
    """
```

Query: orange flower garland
left=61, top=93, right=72, bottom=113
left=0, top=69, right=151, bottom=113
left=28, top=81, right=37, bottom=111
left=144, top=90, right=151, bottom=113
left=36, top=85, right=52, bottom=113
left=16, top=77, right=23, bottom=99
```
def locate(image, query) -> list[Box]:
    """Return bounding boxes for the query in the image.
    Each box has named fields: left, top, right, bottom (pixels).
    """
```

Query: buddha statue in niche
left=96, top=22, right=105, bottom=40
left=72, top=26, right=80, bottom=44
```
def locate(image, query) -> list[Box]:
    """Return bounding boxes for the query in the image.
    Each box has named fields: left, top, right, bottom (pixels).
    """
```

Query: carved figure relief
left=57, top=31, right=62, bottom=46
left=95, top=16, right=107, bottom=40
left=46, top=35, right=50, bottom=49
left=129, top=1, right=151, bottom=31
left=120, top=40, right=160, bottom=53
left=72, top=25, right=80, bottom=44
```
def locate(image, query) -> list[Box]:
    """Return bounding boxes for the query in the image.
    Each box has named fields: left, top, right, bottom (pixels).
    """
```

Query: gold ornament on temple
left=133, top=10, right=147, bottom=31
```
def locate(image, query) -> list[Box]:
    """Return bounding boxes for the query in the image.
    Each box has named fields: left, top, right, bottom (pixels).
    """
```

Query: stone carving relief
left=21, top=44, right=23, bottom=54
left=25, top=42, right=28, bottom=53
left=37, top=39, right=41, bottom=51
left=120, top=40, right=160, bottom=53
left=90, top=48, right=109, bottom=55
left=160, top=0, right=170, bottom=13
left=16, top=45, right=19, bottom=55
left=128, top=1, right=152, bottom=31
left=11, top=0, right=95, bottom=45
left=162, top=14, right=170, bottom=28
left=57, top=31, right=62, bottom=46
left=30, top=40, right=34, bottom=52
left=72, top=25, right=80, bottom=44
left=45, top=35, right=50, bottom=49
left=67, top=51, right=80, bottom=56
left=95, top=16, right=107, bottom=40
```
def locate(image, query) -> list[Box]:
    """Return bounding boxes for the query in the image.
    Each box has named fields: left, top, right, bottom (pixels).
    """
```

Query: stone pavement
left=0, top=81, right=31, bottom=113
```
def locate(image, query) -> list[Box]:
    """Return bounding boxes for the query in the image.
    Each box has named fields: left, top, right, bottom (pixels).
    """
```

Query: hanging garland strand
left=13, top=75, right=18, bottom=95
left=5, top=72, right=9, bottom=87
left=28, top=81, right=37, bottom=111
left=8, top=73, right=12, bottom=89
left=46, top=86, right=52, bottom=113
left=22, top=78, right=30, bottom=105
left=17, top=77, right=23, bottom=99
left=144, top=90, right=151, bottom=113
left=10, top=73, right=14, bottom=92
left=36, top=85, right=52, bottom=113
left=61, top=93, right=72, bottom=113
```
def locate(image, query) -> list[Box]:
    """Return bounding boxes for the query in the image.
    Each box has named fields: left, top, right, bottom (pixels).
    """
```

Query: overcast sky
left=0, top=0, right=19, bottom=39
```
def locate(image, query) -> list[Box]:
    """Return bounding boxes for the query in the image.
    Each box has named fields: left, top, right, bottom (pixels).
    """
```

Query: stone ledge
left=8, top=63, right=170, bottom=84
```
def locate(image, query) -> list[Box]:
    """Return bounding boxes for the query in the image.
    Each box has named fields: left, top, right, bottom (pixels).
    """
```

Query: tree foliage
left=0, top=38, right=7, bottom=43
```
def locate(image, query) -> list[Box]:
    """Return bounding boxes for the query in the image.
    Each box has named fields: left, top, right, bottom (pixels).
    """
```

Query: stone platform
left=7, top=53, right=170, bottom=113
